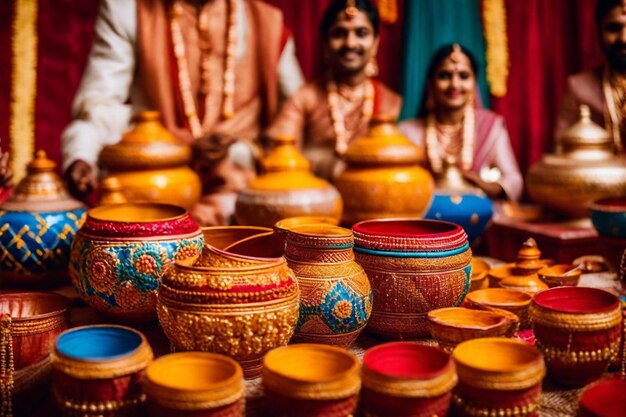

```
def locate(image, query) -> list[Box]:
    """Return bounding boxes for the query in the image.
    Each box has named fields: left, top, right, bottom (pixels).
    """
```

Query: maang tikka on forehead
left=622, top=0, right=626, bottom=15
left=345, top=0, right=358, bottom=19
left=450, top=43, right=463, bottom=71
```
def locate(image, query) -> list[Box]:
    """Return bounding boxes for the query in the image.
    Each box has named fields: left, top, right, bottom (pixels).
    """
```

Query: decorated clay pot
left=352, top=219, right=471, bottom=338
left=424, top=158, right=494, bottom=244
left=487, top=239, right=549, bottom=294
left=0, top=292, right=70, bottom=415
left=427, top=307, right=518, bottom=351
left=261, top=344, right=361, bottom=417
left=69, top=203, right=203, bottom=323
left=537, top=264, right=581, bottom=288
left=334, top=116, right=434, bottom=225
left=285, top=225, right=372, bottom=348
left=527, top=105, right=626, bottom=218
left=157, top=231, right=299, bottom=378
left=468, top=258, right=490, bottom=293
left=0, top=150, right=86, bottom=287
left=195, top=226, right=276, bottom=268
left=235, top=136, right=342, bottom=227
left=579, top=378, right=626, bottom=417
left=465, top=288, right=532, bottom=329
left=143, top=352, right=245, bottom=417
left=360, top=342, right=457, bottom=417
left=99, top=111, right=201, bottom=209
left=51, top=325, right=154, bottom=417
left=530, top=287, right=622, bottom=387
left=452, top=338, right=545, bottom=417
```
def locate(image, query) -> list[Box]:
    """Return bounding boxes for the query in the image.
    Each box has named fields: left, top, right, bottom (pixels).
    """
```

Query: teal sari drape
left=399, top=0, right=489, bottom=120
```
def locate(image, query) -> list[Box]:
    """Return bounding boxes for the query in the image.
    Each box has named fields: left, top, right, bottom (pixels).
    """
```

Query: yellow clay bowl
left=427, top=307, right=519, bottom=351
left=465, top=288, right=532, bottom=329
left=274, top=216, right=339, bottom=235
left=143, top=352, right=243, bottom=411
left=452, top=338, right=545, bottom=391
left=262, top=344, right=361, bottom=400
left=469, top=258, right=490, bottom=292
left=538, top=264, right=581, bottom=288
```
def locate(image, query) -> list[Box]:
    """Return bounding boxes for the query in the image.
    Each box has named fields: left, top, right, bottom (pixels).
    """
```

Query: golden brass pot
left=334, top=116, right=434, bottom=225
left=527, top=105, right=626, bottom=218
left=99, top=111, right=201, bottom=209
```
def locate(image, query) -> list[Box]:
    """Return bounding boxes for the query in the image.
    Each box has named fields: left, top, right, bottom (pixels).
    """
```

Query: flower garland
left=10, top=0, right=38, bottom=183
left=170, top=0, right=238, bottom=139
left=327, top=79, right=374, bottom=154
left=425, top=104, right=475, bottom=174
left=482, top=0, right=509, bottom=97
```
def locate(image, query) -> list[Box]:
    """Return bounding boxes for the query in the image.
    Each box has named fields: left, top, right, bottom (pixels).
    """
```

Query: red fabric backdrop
left=490, top=0, right=604, bottom=175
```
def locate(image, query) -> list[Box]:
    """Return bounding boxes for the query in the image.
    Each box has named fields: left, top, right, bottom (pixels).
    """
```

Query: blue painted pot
left=425, top=191, right=494, bottom=244
left=0, top=151, right=86, bottom=287
left=590, top=197, right=626, bottom=238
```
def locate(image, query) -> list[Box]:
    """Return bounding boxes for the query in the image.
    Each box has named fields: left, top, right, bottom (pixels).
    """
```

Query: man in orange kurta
left=62, top=0, right=304, bottom=225
left=266, top=0, right=402, bottom=180
left=555, top=0, right=626, bottom=152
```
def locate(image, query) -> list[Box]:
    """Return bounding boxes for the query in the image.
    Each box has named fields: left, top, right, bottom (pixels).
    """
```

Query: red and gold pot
left=352, top=219, right=471, bottom=338
left=531, top=287, right=622, bottom=387
left=360, top=342, right=457, bottom=417
left=157, top=229, right=299, bottom=378
left=51, top=325, right=153, bottom=417
left=69, top=203, right=203, bottom=324
left=143, top=352, right=244, bottom=417
left=261, top=344, right=360, bottom=417
left=452, top=338, right=545, bottom=417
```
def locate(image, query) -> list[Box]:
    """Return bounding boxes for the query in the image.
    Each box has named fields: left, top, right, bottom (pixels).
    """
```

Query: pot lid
left=561, top=105, right=614, bottom=157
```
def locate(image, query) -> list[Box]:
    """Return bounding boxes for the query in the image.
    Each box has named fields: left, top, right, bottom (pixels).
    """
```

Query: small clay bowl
left=538, top=264, right=581, bottom=288
left=465, top=288, right=532, bottom=329
left=469, top=258, right=490, bottom=293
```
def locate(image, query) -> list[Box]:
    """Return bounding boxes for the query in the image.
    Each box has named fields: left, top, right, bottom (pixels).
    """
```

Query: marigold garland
left=482, top=0, right=509, bottom=97
left=377, top=0, right=398, bottom=24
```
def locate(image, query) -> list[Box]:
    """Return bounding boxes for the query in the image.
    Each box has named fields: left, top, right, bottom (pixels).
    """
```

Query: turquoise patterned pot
left=69, top=203, right=203, bottom=323
left=0, top=151, right=86, bottom=287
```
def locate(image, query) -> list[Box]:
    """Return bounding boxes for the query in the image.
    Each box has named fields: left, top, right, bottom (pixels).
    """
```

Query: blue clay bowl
left=590, top=197, right=626, bottom=238
left=425, top=192, right=494, bottom=244
left=56, top=325, right=144, bottom=361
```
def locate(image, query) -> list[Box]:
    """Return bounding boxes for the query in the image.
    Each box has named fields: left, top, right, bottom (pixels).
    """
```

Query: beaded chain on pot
left=0, top=316, right=13, bottom=417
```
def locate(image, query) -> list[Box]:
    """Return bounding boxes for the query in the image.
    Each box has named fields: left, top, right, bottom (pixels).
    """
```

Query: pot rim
left=466, top=288, right=532, bottom=307
left=87, top=202, right=188, bottom=223
left=590, top=197, right=626, bottom=212
left=0, top=291, right=70, bottom=322
left=532, top=287, right=620, bottom=314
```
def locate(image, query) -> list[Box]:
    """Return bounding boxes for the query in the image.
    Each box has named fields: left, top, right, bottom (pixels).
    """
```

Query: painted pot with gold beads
left=157, top=230, right=299, bottom=378
left=261, top=344, right=361, bottom=417
left=235, top=136, right=342, bottom=227
left=143, top=352, right=245, bottom=417
left=452, top=338, right=545, bottom=417
left=69, top=203, right=204, bottom=323
left=99, top=111, right=201, bottom=210
left=0, top=150, right=86, bottom=287
left=51, top=325, right=154, bottom=417
left=334, top=116, right=434, bottom=225
left=360, top=342, right=457, bottom=417
left=527, top=105, right=626, bottom=218
left=352, top=219, right=471, bottom=339
left=530, top=286, right=622, bottom=387
left=285, top=224, right=372, bottom=348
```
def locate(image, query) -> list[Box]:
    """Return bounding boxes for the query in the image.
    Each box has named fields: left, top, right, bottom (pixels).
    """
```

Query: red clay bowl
left=531, top=287, right=622, bottom=387
left=579, top=378, right=626, bottom=417
left=590, top=197, right=626, bottom=238
left=0, top=291, right=70, bottom=370
left=352, top=219, right=468, bottom=252
left=361, top=342, right=456, bottom=417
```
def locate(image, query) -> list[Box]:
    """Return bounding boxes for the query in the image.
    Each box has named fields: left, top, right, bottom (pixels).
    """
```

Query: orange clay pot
left=427, top=307, right=519, bottom=351
left=334, top=116, right=434, bottom=225
left=235, top=136, right=342, bottom=227
left=261, top=344, right=361, bottom=417
left=143, top=352, right=245, bottom=417
left=465, top=288, right=533, bottom=330
left=99, top=111, right=201, bottom=210
left=487, top=238, right=548, bottom=294
left=452, top=338, right=545, bottom=417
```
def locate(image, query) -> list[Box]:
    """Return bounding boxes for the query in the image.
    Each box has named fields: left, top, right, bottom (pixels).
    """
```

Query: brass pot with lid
left=334, top=115, right=434, bottom=225
left=527, top=105, right=626, bottom=218
left=234, top=135, right=343, bottom=227
left=99, top=111, right=202, bottom=209
left=487, top=238, right=549, bottom=294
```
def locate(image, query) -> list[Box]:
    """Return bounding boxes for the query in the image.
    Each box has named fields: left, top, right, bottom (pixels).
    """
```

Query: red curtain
left=263, top=0, right=406, bottom=92
left=490, top=0, right=604, bottom=175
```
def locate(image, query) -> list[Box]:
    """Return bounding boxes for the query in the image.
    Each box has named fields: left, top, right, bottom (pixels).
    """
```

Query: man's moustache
left=338, top=48, right=364, bottom=56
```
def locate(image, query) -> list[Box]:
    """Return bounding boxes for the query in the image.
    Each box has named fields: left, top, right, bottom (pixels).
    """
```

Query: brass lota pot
left=99, top=111, right=201, bottom=209
left=527, top=105, right=626, bottom=218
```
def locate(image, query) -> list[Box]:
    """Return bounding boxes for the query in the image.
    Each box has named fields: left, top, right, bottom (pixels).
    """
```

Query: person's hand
left=462, top=170, right=504, bottom=200
left=65, top=159, right=97, bottom=199
left=191, top=134, right=239, bottom=192
left=0, top=150, right=13, bottom=188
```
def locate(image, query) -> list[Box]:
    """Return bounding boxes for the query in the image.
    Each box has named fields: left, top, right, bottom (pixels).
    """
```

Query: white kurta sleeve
left=277, top=37, right=304, bottom=100
left=61, top=0, right=138, bottom=172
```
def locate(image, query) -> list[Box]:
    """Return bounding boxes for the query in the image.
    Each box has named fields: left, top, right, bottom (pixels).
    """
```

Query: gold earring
left=365, top=56, right=379, bottom=78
